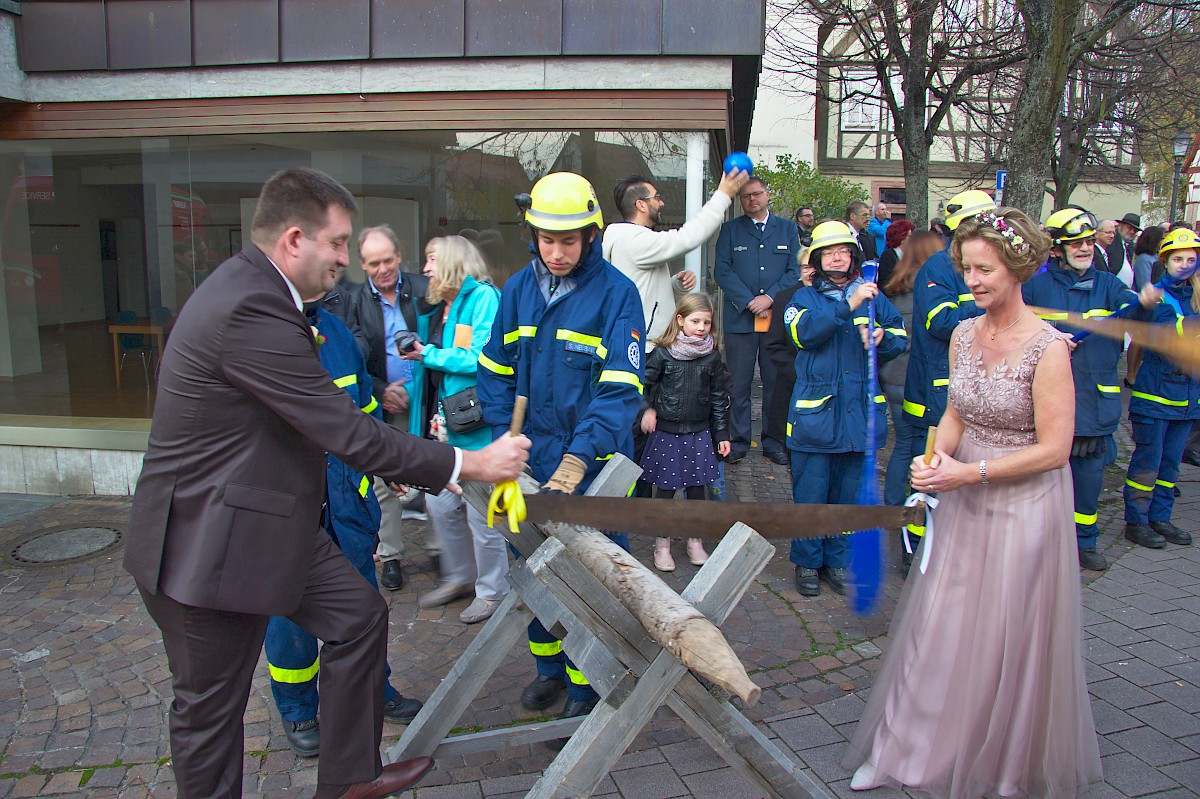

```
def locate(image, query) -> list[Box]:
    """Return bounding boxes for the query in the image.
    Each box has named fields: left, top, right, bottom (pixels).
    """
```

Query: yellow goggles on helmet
left=1046, top=210, right=1098, bottom=244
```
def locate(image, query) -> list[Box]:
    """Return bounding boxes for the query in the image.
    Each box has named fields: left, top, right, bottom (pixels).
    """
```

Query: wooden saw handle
left=923, top=425, right=938, bottom=465
left=509, top=395, right=528, bottom=437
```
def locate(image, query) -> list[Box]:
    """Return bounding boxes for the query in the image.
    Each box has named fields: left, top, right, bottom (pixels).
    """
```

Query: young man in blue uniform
left=263, top=292, right=422, bottom=757
left=785, top=221, right=907, bottom=596
left=900, top=189, right=991, bottom=558
left=1023, top=208, right=1158, bottom=571
left=713, top=177, right=801, bottom=464
left=476, top=172, right=645, bottom=739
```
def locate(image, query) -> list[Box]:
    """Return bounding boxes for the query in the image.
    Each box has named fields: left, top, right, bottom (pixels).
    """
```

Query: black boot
left=520, top=675, right=566, bottom=711
left=794, top=567, right=819, bottom=596
left=1125, top=523, right=1167, bottom=549
left=283, top=718, right=320, bottom=757
left=818, top=566, right=848, bottom=595
left=1150, top=521, right=1192, bottom=545
left=1078, top=548, right=1108, bottom=571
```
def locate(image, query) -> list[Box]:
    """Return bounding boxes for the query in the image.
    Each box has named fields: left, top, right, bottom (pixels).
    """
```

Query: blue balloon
left=723, top=152, right=754, bottom=176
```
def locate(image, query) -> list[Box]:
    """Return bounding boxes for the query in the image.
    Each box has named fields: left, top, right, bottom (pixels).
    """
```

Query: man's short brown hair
left=251, top=167, right=357, bottom=248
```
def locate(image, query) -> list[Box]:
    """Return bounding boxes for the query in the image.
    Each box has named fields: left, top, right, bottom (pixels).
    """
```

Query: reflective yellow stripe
left=362, top=396, right=379, bottom=414
left=795, top=395, right=833, bottom=409
left=786, top=422, right=792, bottom=436
left=598, top=370, right=643, bottom=394
left=1074, top=511, right=1098, bottom=526
left=503, top=325, right=538, bottom=345
left=1177, top=317, right=1185, bottom=335
left=932, top=378, right=949, bottom=387
left=1126, top=478, right=1153, bottom=492
left=1156, top=479, right=1176, bottom=489
left=926, top=301, right=958, bottom=329
left=1096, top=384, right=1120, bottom=394
left=595, top=453, right=614, bottom=461
left=789, top=308, right=808, bottom=348
left=1083, top=308, right=1113, bottom=319
left=886, top=327, right=908, bottom=337
left=1131, top=390, right=1189, bottom=407
left=556, top=329, right=608, bottom=359
left=269, top=657, right=319, bottom=684
left=333, top=374, right=357, bottom=388
left=359, top=476, right=370, bottom=498
left=853, top=316, right=869, bottom=326
left=907, top=523, right=925, bottom=537
left=903, top=399, right=926, bottom=418
left=479, top=353, right=514, bottom=375
left=529, top=641, right=562, bottom=657
left=565, top=665, right=590, bottom=686
left=957, top=293, right=974, bottom=303
left=1036, top=311, right=1068, bottom=321
left=874, top=395, right=886, bottom=404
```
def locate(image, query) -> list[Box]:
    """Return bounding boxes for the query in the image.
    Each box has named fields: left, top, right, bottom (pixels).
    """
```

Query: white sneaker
left=459, top=597, right=500, bottom=624
left=850, top=762, right=882, bottom=791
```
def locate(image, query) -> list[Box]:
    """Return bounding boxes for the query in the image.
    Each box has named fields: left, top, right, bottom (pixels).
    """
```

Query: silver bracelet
left=979, top=459, right=989, bottom=485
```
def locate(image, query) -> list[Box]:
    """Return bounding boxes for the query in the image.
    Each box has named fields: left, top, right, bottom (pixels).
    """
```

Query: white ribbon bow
left=903, top=493, right=939, bottom=574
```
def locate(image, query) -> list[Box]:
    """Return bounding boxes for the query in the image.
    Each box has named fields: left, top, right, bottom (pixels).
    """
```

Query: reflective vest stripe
left=1036, top=312, right=1069, bottom=321
left=957, top=293, right=974, bottom=303
left=598, top=370, right=643, bottom=394
left=795, top=395, right=833, bottom=409
left=789, top=308, right=808, bottom=348
left=1074, top=511, right=1098, bottom=526
left=1156, top=479, right=1176, bottom=489
left=362, top=396, right=379, bottom=414
left=358, top=476, right=370, bottom=498
left=269, top=657, right=319, bottom=684
left=926, top=301, right=959, bottom=329
left=904, top=399, right=926, bottom=418
left=479, top=353, right=515, bottom=376
left=1131, top=390, right=1189, bottom=407
left=874, top=395, right=886, bottom=403
left=853, top=316, right=869, bottom=326
left=886, top=327, right=908, bottom=337
left=333, top=374, right=357, bottom=388
left=1126, top=478, right=1153, bottom=492
left=1083, top=309, right=1113, bottom=319
left=556, top=329, right=608, bottom=359
left=503, top=325, right=538, bottom=345
left=1096, top=384, right=1120, bottom=394
left=529, top=640, right=562, bottom=657
left=786, top=422, right=792, bottom=436
left=907, top=523, right=925, bottom=537
left=565, top=664, right=590, bottom=686
left=933, top=378, right=949, bottom=387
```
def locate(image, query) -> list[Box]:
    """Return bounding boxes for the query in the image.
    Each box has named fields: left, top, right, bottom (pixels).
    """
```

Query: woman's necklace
left=987, top=313, right=1021, bottom=341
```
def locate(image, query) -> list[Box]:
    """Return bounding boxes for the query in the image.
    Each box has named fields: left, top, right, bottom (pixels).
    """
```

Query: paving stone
left=1107, top=726, right=1196, bottom=767
left=609, top=763, right=689, bottom=799
left=1099, top=752, right=1181, bottom=796
left=1090, top=677, right=1164, bottom=710
left=681, top=765, right=768, bottom=799
left=1105, top=658, right=1177, bottom=687
left=1128, top=701, right=1200, bottom=739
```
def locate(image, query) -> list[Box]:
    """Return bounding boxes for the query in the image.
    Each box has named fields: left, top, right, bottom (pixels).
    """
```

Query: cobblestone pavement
left=1, top=426, right=1198, bottom=798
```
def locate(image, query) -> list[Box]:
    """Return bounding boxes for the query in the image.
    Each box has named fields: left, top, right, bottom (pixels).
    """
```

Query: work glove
left=540, top=453, right=587, bottom=495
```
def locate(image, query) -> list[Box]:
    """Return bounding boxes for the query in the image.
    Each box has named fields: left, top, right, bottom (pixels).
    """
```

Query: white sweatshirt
left=602, top=191, right=732, bottom=346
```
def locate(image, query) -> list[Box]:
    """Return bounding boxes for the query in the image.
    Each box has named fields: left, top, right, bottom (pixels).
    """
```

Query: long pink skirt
left=844, top=437, right=1102, bottom=798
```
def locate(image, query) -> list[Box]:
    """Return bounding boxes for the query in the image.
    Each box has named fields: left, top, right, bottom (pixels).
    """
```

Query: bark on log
left=1027, top=306, right=1200, bottom=377
left=539, top=517, right=762, bottom=706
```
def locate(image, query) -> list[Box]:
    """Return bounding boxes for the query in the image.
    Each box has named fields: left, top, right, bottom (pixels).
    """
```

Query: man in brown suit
left=125, top=167, right=529, bottom=799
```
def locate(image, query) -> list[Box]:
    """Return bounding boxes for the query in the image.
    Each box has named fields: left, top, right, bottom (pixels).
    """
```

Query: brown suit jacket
left=125, top=246, right=456, bottom=616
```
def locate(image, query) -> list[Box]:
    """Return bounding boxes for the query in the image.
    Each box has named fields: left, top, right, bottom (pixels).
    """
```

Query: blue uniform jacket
left=310, top=305, right=382, bottom=546
left=1023, top=261, right=1143, bottom=436
left=714, top=214, right=801, bottom=334
left=903, top=247, right=982, bottom=428
left=785, top=281, right=907, bottom=453
left=476, top=242, right=645, bottom=491
left=1129, top=279, right=1200, bottom=422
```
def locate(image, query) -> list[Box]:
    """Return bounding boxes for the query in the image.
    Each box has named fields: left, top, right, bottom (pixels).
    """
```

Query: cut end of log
left=674, top=618, right=762, bottom=706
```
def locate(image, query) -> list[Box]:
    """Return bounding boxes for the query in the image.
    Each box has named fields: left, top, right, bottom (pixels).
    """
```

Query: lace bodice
left=949, top=317, right=1067, bottom=447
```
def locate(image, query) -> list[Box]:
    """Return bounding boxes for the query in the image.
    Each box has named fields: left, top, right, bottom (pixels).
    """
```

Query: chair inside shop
left=115, top=309, right=152, bottom=385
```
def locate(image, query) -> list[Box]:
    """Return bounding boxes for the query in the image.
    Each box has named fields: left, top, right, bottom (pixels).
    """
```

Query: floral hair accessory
left=975, top=211, right=1028, bottom=254
left=311, top=325, right=327, bottom=348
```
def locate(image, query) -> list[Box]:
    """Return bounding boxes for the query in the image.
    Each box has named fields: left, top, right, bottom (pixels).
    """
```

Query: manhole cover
left=10, top=526, right=122, bottom=565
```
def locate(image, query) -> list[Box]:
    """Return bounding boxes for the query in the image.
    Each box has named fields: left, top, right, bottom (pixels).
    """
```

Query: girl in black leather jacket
left=639, top=294, right=732, bottom=571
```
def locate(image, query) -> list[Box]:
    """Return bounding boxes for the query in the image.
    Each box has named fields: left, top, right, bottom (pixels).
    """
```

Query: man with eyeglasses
left=605, top=168, right=749, bottom=343
left=794, top=206, right=815, bottom=247
left=714, top=177, right=801, bottom=464
left=844, top=201, right=878, bottom=261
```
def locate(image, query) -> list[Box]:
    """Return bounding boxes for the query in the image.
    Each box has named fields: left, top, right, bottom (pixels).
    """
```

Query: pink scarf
left=668, top=332, right=714, bottom=361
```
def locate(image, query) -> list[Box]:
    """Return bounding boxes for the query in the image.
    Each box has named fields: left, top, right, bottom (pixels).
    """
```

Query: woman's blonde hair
left=427, top=235, right=491, bottom=303
left=652, top=292, right=716, bottom=350
left=950, top=208, right=1050, bottom=283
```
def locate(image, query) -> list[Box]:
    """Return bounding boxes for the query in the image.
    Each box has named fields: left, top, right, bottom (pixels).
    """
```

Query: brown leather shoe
left=320, top=757, right=435, bottom=799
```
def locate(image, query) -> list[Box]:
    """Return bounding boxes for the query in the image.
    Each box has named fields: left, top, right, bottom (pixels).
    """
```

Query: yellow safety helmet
left=944, top=190, right=997, bottom=231
left=808, top=220, right=859, bottom=251
left=1045, top=208, right=1098, bottom=245
left=525, top=172, right=604, bottom=232
left=1159, top=228, right=1200, bottom=257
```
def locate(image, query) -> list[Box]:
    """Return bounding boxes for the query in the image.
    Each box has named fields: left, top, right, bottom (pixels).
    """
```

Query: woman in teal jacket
left=402, top=236, right=506, bottom=624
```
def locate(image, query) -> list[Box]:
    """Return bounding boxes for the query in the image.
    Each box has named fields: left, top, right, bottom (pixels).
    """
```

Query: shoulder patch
left=783, top=306, right=799, bottom=325
left=628, top=341, right=641, bottom=370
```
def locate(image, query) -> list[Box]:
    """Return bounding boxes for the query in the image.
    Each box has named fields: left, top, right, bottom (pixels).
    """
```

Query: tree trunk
left=1003, top=0, right=1086, bottom=215
left=897, top=121, right=932, bottom=229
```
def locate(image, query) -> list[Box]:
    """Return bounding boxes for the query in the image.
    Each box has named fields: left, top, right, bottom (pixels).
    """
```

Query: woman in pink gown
left=845, top=209, right=1102, bottom=798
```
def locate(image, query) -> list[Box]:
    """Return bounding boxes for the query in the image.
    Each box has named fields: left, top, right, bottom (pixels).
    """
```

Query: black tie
left=755, top=221, right=765, bottom=234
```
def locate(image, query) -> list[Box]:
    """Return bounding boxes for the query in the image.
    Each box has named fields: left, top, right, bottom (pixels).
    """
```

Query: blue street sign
left=996, top=170, right=1007, bottom=192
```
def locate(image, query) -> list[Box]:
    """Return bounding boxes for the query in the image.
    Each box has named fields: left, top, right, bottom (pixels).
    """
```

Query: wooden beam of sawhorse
left=387, top=456, right=830, bottom=799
